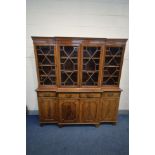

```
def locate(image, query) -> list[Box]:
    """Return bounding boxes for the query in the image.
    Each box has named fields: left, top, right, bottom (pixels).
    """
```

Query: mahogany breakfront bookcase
left=32, top=37, right=127, bottom=127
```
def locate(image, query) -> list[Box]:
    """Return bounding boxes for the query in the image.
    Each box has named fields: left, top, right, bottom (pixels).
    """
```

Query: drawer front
left=58, top=93, right=79, bottom=98
left=80, top=93, right=101, bottom=98
left=38, top=92, right=56, bottom=97
left=102, top=92, right=120, bottom=98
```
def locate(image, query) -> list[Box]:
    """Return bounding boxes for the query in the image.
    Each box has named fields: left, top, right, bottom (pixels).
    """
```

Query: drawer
left=102, top=92, right=120, bottom=98
left=38, top=92, right=56, bottom=97
left=58, top=93, right=79, bottom=98
left=80, top=93, right=101, bottom=98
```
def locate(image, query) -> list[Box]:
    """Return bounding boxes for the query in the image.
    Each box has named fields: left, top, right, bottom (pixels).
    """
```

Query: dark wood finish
left=32, top=37, right=127, bottom=127
left=59, top=99, right=79, bottom=123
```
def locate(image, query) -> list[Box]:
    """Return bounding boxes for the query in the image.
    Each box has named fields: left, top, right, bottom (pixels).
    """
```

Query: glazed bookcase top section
left=32, top=37, right=127, bottom=89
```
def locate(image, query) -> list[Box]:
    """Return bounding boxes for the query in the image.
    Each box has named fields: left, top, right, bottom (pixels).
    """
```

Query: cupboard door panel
left=38, top=98, right=58, bottom=122
left=101, top=98, right=119, bottom=121
left=59, top=99, right=79, bottom=123
left=80, top=99, right=99, bottom=123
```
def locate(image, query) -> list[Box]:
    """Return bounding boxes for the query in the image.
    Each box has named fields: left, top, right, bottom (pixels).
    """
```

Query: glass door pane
left=103, top=47, right=123, bottom=85
left=60, top=46, right=78, bottom=86
left=36, top=46, right=56, bottom=85
left=82, top=46, right=101, bottom=86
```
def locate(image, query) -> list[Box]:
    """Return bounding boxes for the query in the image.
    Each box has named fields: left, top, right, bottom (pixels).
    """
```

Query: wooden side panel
left=38, top=97, right=58, bottom=122
left=101, top=98, right=119, bottom=122
left=59, top=99, right=79, bottom=123
left=80, top=99, right=99, bottom=123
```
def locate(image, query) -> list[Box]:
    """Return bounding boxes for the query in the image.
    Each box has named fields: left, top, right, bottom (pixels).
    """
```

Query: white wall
left=26, top=0, right=129, bottom=110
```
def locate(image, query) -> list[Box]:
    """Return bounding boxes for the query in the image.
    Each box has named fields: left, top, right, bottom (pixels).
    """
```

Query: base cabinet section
left=101, top=98, right=119, bottom=122
left=59, top=99, right=79, bottom=123
left=80, top=99, right=99, bottom=123
left=37, top=91, right=121, bottom=126
left=38, top=97, right=58, bottom=122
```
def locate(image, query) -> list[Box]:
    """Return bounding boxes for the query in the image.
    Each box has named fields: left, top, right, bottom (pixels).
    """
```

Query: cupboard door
left=59, top=99, right=79, bottom=123
left=59, top=46, right=79, bottom=86
left=36, top=46, right=56, bottom=85
left=101, top=98, right=119, bottom=121
left=38, top=98, right=58, bottom=122
left=82, top=46, right=101, bottom=86
left=102, top=46, right=124, bottom=86
left=80, top=99, right=99, bottom=123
